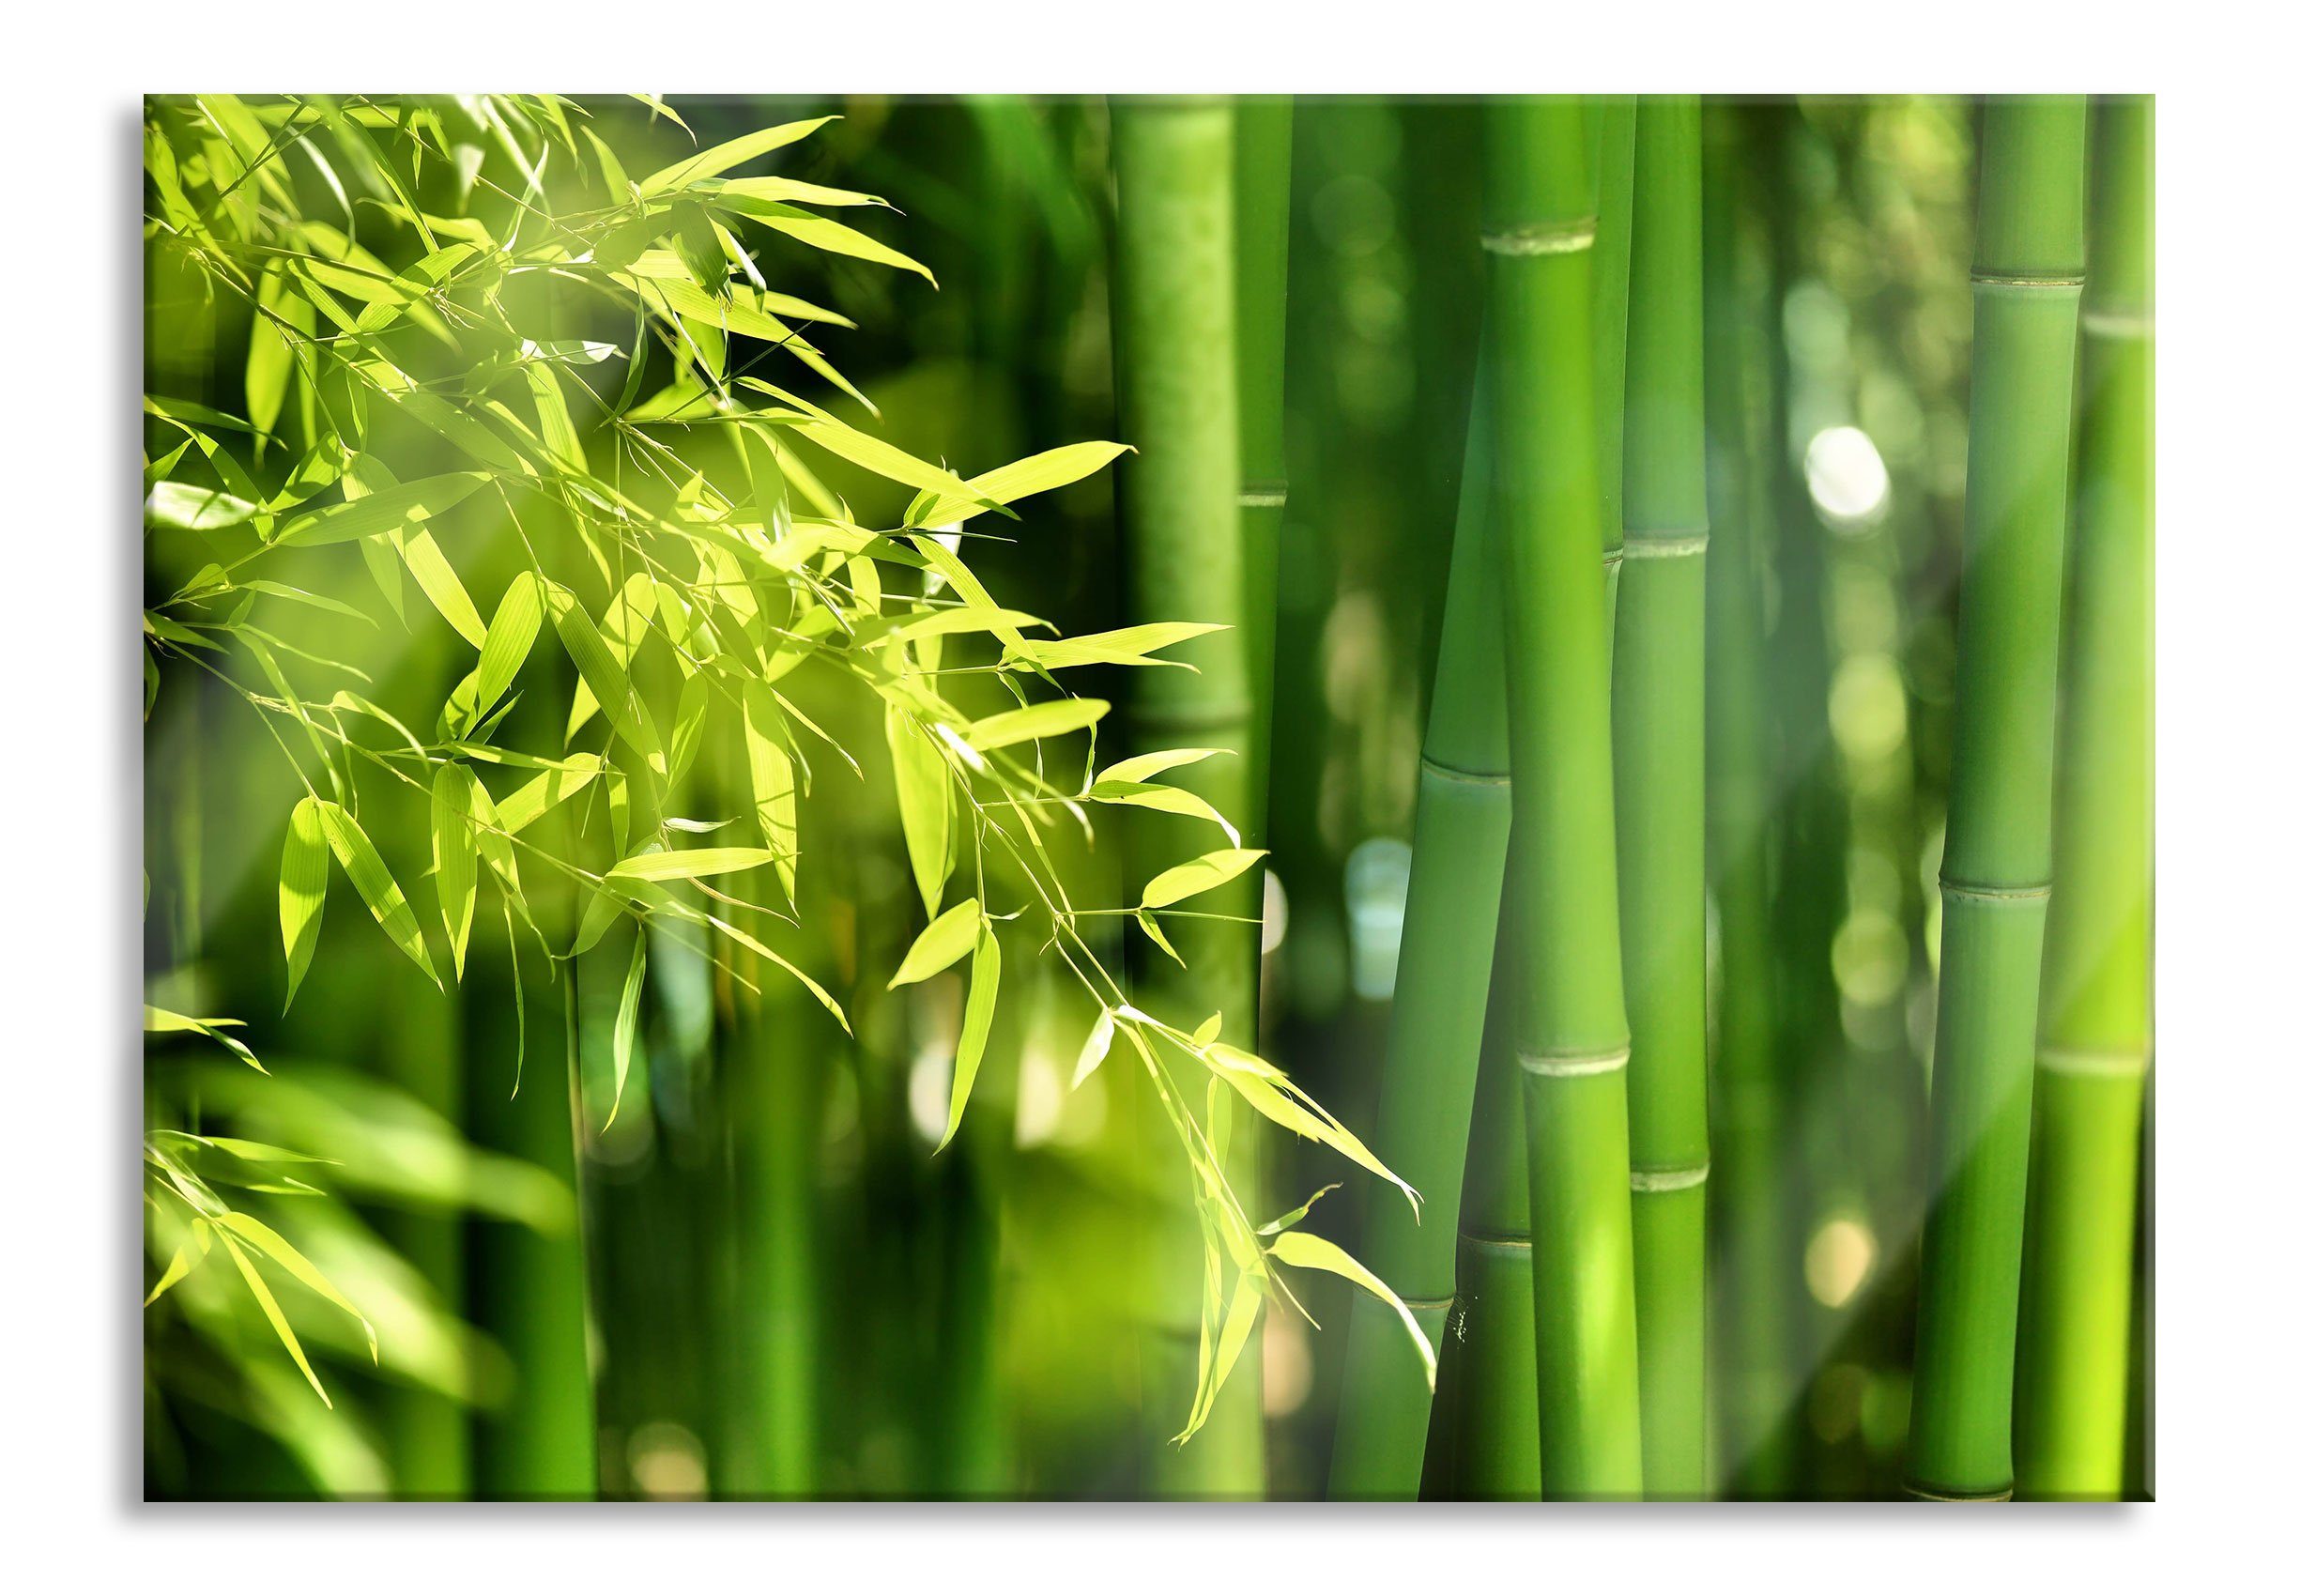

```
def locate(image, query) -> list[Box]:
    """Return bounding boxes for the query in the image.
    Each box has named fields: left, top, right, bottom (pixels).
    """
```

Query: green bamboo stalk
left=1327, top=359, right=1510, bottom=1498
left=1591, top=96, right=1638, bottom=623
left=466, top=933, right=598, bottom=1500
left=1698, top=100, right=1801, bottom=1501
left=719, top=983, right=822, bottom=1498
left=1615, top=93, right=1709, bottom=1500
left=2014, top=93, right=2152, bottom=1502
left=1905, top=95, right=2088, bottom=1502
left=1484, top=94, right=1644, bottom=1500
left=1235, top=94, right=1292, bottom=857
left=1110, top=95, right=1265, bottom=1498
left=1449, top=944, right=1542, bottom=1499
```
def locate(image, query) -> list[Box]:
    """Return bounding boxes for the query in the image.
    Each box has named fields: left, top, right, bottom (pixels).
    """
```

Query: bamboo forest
left=140, top=92, right=2153, bottom=1503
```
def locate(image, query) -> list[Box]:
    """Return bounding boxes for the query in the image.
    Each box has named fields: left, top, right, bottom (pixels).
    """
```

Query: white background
left=8, top=6, right=2290, bottom=1588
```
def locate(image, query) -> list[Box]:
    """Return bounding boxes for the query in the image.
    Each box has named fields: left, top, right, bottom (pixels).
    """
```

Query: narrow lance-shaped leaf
left=1141, top=847, right=1267, bottom=911
left=742, top=682, right=800, bottom=900
left=1265, top=1228, right=1436, bottom=1390
left=606, top=846, right=781, bottom=882
left=967, top=697, right=1110, bottom=753
left=885, top=704, right=951, bottom=915
left=314, top=799, right=440, bottom=987
left=607, top=932, right=646, bottom=1129
left=272, top=472, right=488, bottom=547
left=890, top=898, right=982, bottom=988
left=937, top=925, right=1002, bottom=1153
left=907, top=439, right=1132, bottom=528
left=431, top=766, right=479, bottom=978
left=278, top=795, right=327, bottom=1009
left=636, top=116, right=837, bottom=196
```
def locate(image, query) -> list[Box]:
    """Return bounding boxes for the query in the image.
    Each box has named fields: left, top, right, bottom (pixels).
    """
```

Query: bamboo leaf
left=1093, top=747, right=1229, bottom=788
left=936, top=926, right=1001, bottom=1152
left=908, top=439, right=1131, bottom=528
left=496, top=753, right=604, bottom=834
left=278, top=795, right=327, bottom=1009
left=1141, top=848, right=1266, bottom=910
left=457, top=570, right=543, bottom=733
left=787, top=414, right=998, bottom=512
left=968, top=697, right=1109, bottom=753
left=1009, top=623, right=1223, bottom=671
left=742, top=682, right=800, bottom=899
left=761, top=210, right=937, bottom=284
left=608, top=932, right=646, bottom=1128
left=1265, top=1229, right=1435, bottom=1390
left=606, top=846, right=781, bottom=882
left=215, top=1229, right=331, bottom=1407
left=314, top=800, right=440, bottom=987
left=1089, top=780, right=1240, bottom=847
left=212, top=1209, right=378, bottom=1364
left=1073, top=1008, right=1115, bottom=1088
left=147, top=480, right=258, bottom=531
left=545, top=581, right=665, bottom=776
left=889, top=898, right=982, bottom=988
left=431, top=767, right=479, bottom=979
left=636, top=116, right=836, bottom=196
left=273, top=472, right=488, bottom=546
left=885, top=705, right=950, bottom=915
left=396, top=528, right=487, bottom=647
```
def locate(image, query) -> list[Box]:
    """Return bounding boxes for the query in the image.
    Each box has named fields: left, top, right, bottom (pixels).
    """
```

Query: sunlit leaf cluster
left=142, top=92, right=1424, bottom=1438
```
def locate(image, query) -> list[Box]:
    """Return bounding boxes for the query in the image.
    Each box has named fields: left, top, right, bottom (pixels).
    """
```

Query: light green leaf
left=968, top=697, right=1109, bottom=753
left=742, top=682, right=799, bottom=900
left=147, top=481, right=259, bottom=531
left=761, top=209, right=937, bottom=284
left=637, top=116, right=836, bottom=196
left=889, top=898, right=982, bottom=989
left=937, top=926, right=1001, bottom=1152
left=607, top=933, right=646, bottom=1128
left=1012, top=622, right=1225, bottom=671
left=1141, top=848, right=1267, bottom=910
left=497, top=753, right=605, bottom=834
left=908, top=439, right=1131, bottom=527
left=314, top=800, right=440, bottom=987
left=460, top=570, right=543, bottom=732
left=274, top=472, right=489, bottom=546
left=1073, top=1008, right=1116, bottom=1088
left=214, top=1229, right=331, bottom=1407
left=1265, top=1229, right=1436, bottom=1391
left=885, top=706, right=950, bottom=915
left=606, top=846, right=781, bottom=882
left=431, top=767, right=479, bottom=979
left=212, top=1208, right=378, bottom=1365
left=396, top=528, right=487, bottom=647
left=545, top=581, right=665, bottom=776
left=279, top=795, right=327, bottom=1009
left=786, top=414, right=997, bottom=512
left=1089, top=780, right=1241, bottom=847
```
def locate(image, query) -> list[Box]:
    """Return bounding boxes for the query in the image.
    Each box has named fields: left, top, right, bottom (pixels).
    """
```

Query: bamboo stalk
left=1449, top=940, right=1542, bottom=1498
left=1235, top=94, right=1292, bottom=858
left=1591, top=96, right=1638, bottom=624
left=1615, top=93, right=1709, bottom=1499
left=1484, top=94, right=1644, bottom=1500
left=1109, top=95, right=1265, bottom=1498
left=1905, top=94, right=2088, bottom=1502
left=1328, top=360, right=1512, bottom=1497
left=1698, top=99, right=1802, bottom=1501
left=2014, top=93, right=2152, bottom=1501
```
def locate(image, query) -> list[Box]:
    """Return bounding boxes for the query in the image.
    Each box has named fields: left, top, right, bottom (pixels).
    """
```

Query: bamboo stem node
left=1970, top=271, right=2085, bottom=293
left=1237, top=483, right=1289, bottom=510
left=1481, top=216, right=1599, bottom=256
left=1628, top=1162, right=1710, bottom=1193
left=1937, top=876, right=2051, bottom=904
left=1621, top=529, right=1710, bottom=560
left=1459, top=1229, right=1535, bottom=1253
left=1418, top=751, right=1510, bottom=787
left=2035, top=1044, right=2153, bottom=1080
left=1517, top=1045, right=1632, bottom=1079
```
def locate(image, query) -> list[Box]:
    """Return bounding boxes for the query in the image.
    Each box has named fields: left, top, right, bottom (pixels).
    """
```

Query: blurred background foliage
left=145, top=93, right=2039, bottom=1500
